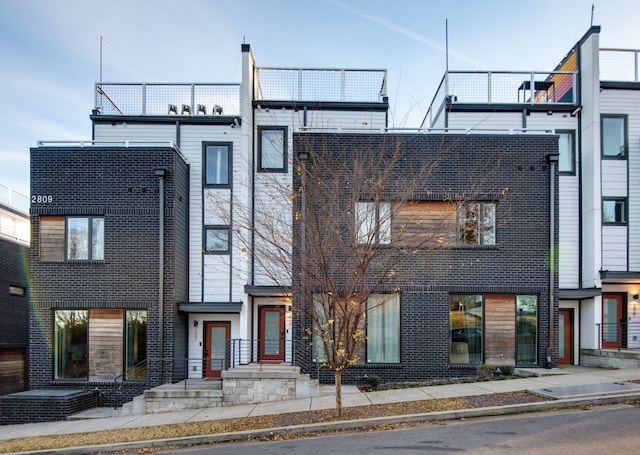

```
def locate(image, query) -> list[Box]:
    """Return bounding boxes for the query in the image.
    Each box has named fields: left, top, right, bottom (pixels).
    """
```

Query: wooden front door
left=259, top=306, right=285, bottom=361
left=204, top=322, right=230, bottom=377
left=558, top=309, right=573, bottom=364
left=602, top=295, right=624, bottom=349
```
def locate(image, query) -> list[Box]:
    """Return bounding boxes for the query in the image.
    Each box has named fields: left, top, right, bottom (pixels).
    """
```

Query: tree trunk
left=335, top=369, right=343, bottom=416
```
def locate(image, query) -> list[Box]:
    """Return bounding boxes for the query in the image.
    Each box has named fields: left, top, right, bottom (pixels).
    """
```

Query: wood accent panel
left=485, top=294, right=515, bottom=365
left=39, top=216, right=65, bottom=261
left=0, top=348, right=25, bottom=394
left=393, top=201, right=457, bottom=246
left=89, top=309, right=123, bottom=381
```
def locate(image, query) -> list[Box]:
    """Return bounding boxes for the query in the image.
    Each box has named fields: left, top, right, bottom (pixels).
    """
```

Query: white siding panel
left=526, top=112, right=578, bottom=131
left=94, top=123, right=177, bottom=143
left=601, top=160, right=627, bottom=196
left=602, top=89, right=640, bottom=270
left=559, top=175, right=580, bottom=288
left=203, top=256, right=231, bottom=301
left=602, top=226, right=627, bottom=271
left=203, top=189, right=230, bottom=225
left=255, top=108, right=386, bottom=131
left=446, top=112, right=522, bottom=131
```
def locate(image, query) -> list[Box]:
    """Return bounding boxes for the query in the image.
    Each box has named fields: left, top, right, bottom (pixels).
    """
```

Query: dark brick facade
left=0, top=390, right=96, bottom=424
left=292, top=133, right=559, bottom=384
left=0, top=236, right=29, bottom=394
left=29, top=146, right=189, bottom=405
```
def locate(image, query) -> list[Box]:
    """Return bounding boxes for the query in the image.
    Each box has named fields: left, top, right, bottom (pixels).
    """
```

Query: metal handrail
left=112, top=358, right=148, bottom=409
left=596, top=321, right=640, bottom=351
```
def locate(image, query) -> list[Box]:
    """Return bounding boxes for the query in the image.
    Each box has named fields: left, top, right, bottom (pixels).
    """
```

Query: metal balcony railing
left=255, top=67, right=387, bottom=103
left=421, top=70, right=577, bottom=129
left=597, top=321, right=640, bottom=350
left=600, top=48, right=640, bottom=82
left=95, top=83, right=241, bottom=117
left=0, top=183, right=29, bottom=214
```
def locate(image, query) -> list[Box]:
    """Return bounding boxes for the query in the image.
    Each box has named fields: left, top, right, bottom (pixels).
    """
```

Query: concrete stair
left=116, top=365, right=318, bottom=415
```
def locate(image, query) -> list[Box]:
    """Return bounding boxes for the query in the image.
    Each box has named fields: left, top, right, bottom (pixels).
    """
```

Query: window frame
left=125, top=310, right=147, bottom=381
left=449, top=294, right=484, bottom=365
left=355, top=201, right=391, bottom=245
left=601, top=114, right=628, bottom=159
left=602, top=197, right=627, bottom=225
left=204, top=225, right=231, bottom=254
left=458, top=202, right=496, bottom=246
left=54, top=309, right=88, bottom=380
left=557, top=130, right=576, bottom=175
left=65, top=216, right=104, bottom=261
left=203, top=142, right=232, bottom=188
left=258, top=126, right=288, bottom=173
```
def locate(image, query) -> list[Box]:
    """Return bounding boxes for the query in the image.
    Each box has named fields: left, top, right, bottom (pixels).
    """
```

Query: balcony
left=0, top=183, right=29, bottom=214
left=422, top=70, right=577, bottom=128
left=255, top=67, right=388, bottom=103
left=600, top=48, right=640, bottom=82
left=94, top=83, right=241, bottom=117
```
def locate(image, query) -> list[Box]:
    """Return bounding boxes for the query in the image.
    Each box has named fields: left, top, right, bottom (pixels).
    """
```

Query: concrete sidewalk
left=2, top=366, right=640, bottom=451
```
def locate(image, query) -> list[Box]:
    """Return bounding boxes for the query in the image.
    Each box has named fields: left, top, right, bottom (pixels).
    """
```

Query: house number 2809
left=31, top=195, right=53, bottom=203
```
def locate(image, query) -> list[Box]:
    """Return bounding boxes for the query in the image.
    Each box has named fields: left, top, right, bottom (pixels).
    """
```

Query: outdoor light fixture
left=193, top=320, right=199, bottom=327
left=632, top=295, right=639, bottom=316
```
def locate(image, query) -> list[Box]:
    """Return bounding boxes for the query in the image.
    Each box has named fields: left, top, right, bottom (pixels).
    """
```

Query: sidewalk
left=2, top=366, right=640, bottom=452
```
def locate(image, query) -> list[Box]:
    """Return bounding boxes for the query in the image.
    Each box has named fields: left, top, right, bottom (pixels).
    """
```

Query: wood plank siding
left=393, top=202, right=457, bottom=246
left=39, top=216, right=65, bottom=261
left=88, top=309, right=123, bottom=381
left=484, top=294, right=516, bottom=365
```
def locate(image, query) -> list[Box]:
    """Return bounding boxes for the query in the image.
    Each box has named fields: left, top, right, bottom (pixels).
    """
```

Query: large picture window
left=516, top=295, right=538, bottom=365
left=54, top=310, right=88, bottom=379
left=67, top=217, right=104, bottom=260
left=258, top=126, right=287, bottom=172
left=355, top=202, right=391, bottom=245
left=458, top=203, right=496, bottom=245
left=367, top=294, right=400, bottom=363
left=204, top=143, right=231, bottom=186
left=601, top=115, right=627, bottom=158
left=449, top=295, right=483, bottom=364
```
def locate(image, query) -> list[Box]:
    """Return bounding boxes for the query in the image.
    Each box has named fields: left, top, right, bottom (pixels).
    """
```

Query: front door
left=259, top=306, right=285, bottom=361
left=204, top=322, right=230, bottom=378
left=558, top=309, right=573, bottom=364
left=602, top=294, right=624, bottom=349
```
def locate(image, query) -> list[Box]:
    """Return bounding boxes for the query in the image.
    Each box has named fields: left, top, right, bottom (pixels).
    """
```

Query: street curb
left=9, top=392, right=640, bottom=455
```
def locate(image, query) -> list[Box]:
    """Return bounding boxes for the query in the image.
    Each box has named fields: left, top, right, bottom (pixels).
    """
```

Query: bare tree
left=228, top=132, right=509, bottom=415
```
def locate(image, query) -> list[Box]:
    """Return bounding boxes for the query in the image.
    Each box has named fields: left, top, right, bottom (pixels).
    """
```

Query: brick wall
left=28, top=146, right=189, bottom=402
left=293, top=133, right=558, bottom=383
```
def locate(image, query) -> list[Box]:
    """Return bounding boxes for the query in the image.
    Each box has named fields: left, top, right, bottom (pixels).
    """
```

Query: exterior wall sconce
left=632, top=295, right=639, bottom=316
left=193, top=320, right=199, bottom=327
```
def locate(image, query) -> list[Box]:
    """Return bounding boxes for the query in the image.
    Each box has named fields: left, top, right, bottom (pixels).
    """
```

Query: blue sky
left=1, top=0, right=639, bottom=196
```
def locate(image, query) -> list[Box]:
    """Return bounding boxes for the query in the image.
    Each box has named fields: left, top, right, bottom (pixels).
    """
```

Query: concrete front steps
left=117, top=364, right=318, bottom=416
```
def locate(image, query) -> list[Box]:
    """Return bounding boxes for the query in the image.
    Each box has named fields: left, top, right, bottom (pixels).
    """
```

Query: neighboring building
left=422, top=26, right=640, bottom=367
left=0, top=184, right=29, bottom=394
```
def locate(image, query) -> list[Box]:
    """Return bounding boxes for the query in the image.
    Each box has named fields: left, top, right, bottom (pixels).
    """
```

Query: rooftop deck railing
left=600, top=48, right=640, bottom=82
left=421, top=70, right=577, bottom=128
left=0, top=183, right=29, bottom=214
left=255, top=67, right=388, bottom=103
left=95, top=83, right=241, bottom=117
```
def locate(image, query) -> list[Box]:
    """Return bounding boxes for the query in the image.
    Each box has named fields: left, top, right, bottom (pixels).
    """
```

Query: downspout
left=547, top=153, right=559, bottom=368
left=154, top=168, right=166, bottom=381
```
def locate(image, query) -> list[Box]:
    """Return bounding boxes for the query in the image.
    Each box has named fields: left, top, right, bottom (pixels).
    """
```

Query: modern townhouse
left=23, top=41, right=558, bottom=417
left=0, top=185, right=30, bottom=395
left=422, top=25, right=640, bottom=367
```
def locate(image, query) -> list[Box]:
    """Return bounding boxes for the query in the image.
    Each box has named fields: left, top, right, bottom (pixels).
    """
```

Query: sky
left=1, top=0, right=639, bottom=196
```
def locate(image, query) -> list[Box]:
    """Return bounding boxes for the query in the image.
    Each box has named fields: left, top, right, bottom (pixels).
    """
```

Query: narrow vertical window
left=601, top=115, right=627, bottom=158
left=204, top=143, right=231, bottom=186
left=516, top=295, right=538, bottom=365
left=557, top=131, right=575, bottom=174
left=367, top=294, right=400, bottom=363
left=54, top=310, right=88, bottom=379
left=125, top=310, right=147, bottom=380
left=258, top=126, right=287, bottom=172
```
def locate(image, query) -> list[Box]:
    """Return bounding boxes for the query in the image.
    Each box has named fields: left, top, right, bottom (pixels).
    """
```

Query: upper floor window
left=40, top=215, right=104, bottom=262
left=558, top=130, right=575, bottom=174
left=258, top=126, right=287, bottom=172
left=204, top=143, right=231, bottom=186
left=602, top=198, right=627, bottom=225
left=204, top=226, right=230, bottom=254
left=601, top=115, right=627, bottom=158
left=458, top=203, right=496, bottom=245
left=355, top=202, right=391, bottom=245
